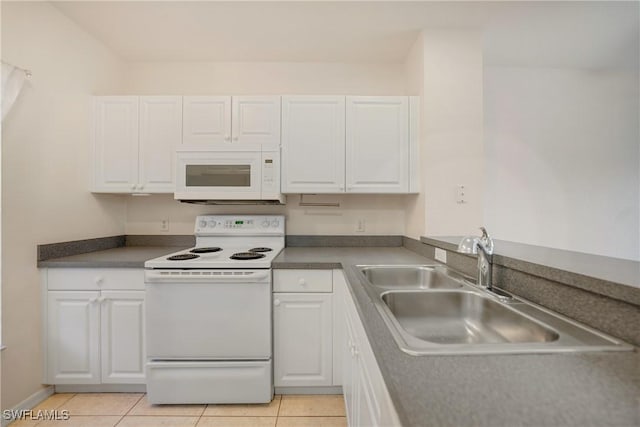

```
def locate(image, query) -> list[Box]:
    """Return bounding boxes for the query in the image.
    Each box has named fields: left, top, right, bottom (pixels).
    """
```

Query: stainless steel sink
left=358, top=265, right=463, bottom=289
left=381, top=290, right=559, bottom=344
left=355, top=264, right=633, bottom=355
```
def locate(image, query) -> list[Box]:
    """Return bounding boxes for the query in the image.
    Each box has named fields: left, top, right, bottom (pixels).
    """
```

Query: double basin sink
left=357, top=265, right=632, bottom=355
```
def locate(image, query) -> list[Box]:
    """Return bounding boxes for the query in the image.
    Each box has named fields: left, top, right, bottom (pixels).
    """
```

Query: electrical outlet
left=160, top=218, right=170, bottom=232
left=356, top=218, right=366, bottom=233
left=435, top=248, right=447, bottom=263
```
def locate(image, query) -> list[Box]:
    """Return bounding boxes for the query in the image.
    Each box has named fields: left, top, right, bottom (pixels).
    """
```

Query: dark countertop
left=273, top=247, right=640, bottom=427
left=37, top=246, right=186, bottom=268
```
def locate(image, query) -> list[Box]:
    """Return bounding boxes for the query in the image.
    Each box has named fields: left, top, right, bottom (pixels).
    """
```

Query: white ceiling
left=51, top=1, right=639, bottom=68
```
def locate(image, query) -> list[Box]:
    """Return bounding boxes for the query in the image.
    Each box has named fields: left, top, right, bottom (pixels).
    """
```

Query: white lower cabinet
left=273, top=293, right=332, bottom=387
left=273, top=269, right=343, bottom=389
left=43, top=269, right=145, bottom=385
left=47, top=291, right=101, bottom=384
left=342, top=272, right=401, bottom=427
left=100, top=291, right=146, bottom=384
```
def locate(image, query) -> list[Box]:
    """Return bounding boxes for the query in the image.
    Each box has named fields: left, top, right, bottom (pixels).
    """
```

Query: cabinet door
left=281, top=96, right=345, bottom=193
left=101, top=291, right=146, bottom=384
left=232, top=96, right=281, bottom=149
left=273, top=293, right=332, bottom=387
left=92, top=96, right=139, bottom=192
left=346, top=96, right=409, bottom=193
left=139, top=96, right=182, bottom=192
left=343, top=305, right=358, bottom=427
left=47, top=291, right=101, bottom=384
left=183, top=96, right=231, bottom=145
left=356, top=356, right=380, bottom=427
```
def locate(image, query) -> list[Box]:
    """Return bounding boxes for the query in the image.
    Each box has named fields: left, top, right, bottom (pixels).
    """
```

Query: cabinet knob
left=94, top=277, right=104, bottom=286
left=274, top=299, right=281, bottom=307
left=298, top=278, right=306, bottom=286
left=224, top=135, right=231, bottom=141
left=137, top=184, right=144, bottom=190
left=130, top=184, right=136, bottom=190
left=233, top=136, right=239, bottom=141
left=89, top=297, right=98, bottom=304
left=97, top=296, right=106, bottom=303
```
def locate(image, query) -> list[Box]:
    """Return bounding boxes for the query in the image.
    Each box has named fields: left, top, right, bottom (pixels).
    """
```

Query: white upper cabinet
left=346, top=96, right=409, bottom=193
left=281, top=96, right=346, bottom=193
left=183, top=96, right=280, bottom=149
left=232, top=96, right=281, bottom=150
left=139, top=96, right=182, bottom=192
left=280, top=95, right=418, bottom=194
left=92, top=96, right=181, bottom=193
left=92, top=96, right=139, bottom=192
left=182, top=96, right=231, bottom=145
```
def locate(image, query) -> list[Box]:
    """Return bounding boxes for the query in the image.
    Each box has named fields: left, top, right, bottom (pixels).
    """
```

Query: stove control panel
left=194, top=215, right=285, bottom=235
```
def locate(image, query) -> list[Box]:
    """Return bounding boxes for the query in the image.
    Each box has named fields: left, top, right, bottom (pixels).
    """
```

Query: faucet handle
left=479, top=227, right=494, bottom=254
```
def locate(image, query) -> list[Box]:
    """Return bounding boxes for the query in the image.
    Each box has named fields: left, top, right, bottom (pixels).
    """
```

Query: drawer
left=146, top=360, right=272, bottom=404
left=274, top=269, right=332, bottom=293
left=47, top=268, right=144, bottom=291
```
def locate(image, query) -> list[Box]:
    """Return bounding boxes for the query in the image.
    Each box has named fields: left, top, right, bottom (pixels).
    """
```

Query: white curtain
left=1, top=62, right=27, bottom=121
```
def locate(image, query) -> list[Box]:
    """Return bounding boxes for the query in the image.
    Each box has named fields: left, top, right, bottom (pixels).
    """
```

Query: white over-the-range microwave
left=175, top=146, right=285, bottom=204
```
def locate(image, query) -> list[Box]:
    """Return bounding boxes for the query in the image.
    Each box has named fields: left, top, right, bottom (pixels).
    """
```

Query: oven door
left=175, top=149, right=262, bottom=200
left=145, top=269, right=271, bottom=359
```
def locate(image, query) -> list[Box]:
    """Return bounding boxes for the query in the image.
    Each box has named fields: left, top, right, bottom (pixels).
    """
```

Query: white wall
left=123, top=61, right=405, bottom=95
left=1, top=2, right=127, bottom=409
left=484, top=67, right=640, bottom=260
left=126, top=194, right=408, bottom=236
left=403, top=33, right=426, bottom=239
left=122, top=60, right=409, bottom=236
left=421, top=30, right=485, bottom=237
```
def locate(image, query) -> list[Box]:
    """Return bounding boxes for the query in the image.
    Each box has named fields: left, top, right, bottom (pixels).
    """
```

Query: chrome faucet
left=457, top=227, right=495, bottom=291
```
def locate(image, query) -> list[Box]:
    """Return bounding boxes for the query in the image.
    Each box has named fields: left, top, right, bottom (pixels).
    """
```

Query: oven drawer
left=273, top=269, right=333, bottom=293
left=146, top=360, right=272, bottom=404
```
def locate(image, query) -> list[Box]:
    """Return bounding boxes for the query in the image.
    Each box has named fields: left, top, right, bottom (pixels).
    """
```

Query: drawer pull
left=298, top=278, right=307, bottom=286
left=274, top=299, right=281, bottom=307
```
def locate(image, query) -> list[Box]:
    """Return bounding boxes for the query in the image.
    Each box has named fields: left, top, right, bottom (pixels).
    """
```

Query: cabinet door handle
left=274, top=299, right=281, bottom=307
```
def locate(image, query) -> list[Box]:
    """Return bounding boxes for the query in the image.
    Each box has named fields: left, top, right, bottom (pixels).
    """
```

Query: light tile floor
left=8, top=394, right=347, bottom=427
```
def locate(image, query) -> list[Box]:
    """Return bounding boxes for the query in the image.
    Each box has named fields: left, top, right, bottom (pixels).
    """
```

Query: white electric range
left=144, top=214, right=284, bottom=404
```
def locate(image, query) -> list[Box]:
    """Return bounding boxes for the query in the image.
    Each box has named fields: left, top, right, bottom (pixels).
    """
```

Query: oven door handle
left=145, top=270, right=271, bottom=283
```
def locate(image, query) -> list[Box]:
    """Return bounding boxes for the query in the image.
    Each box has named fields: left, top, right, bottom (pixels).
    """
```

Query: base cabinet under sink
left=342, top=273, right=401, bottom=427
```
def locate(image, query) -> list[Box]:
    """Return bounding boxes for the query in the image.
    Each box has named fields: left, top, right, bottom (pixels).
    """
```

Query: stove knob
left=271, top=220, right=280, bottom=228
left=208, top=221, right=217, bottom=228
left=261, top=220, right=270, bottom=228
left=199, top=220, right=207, bottom=228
